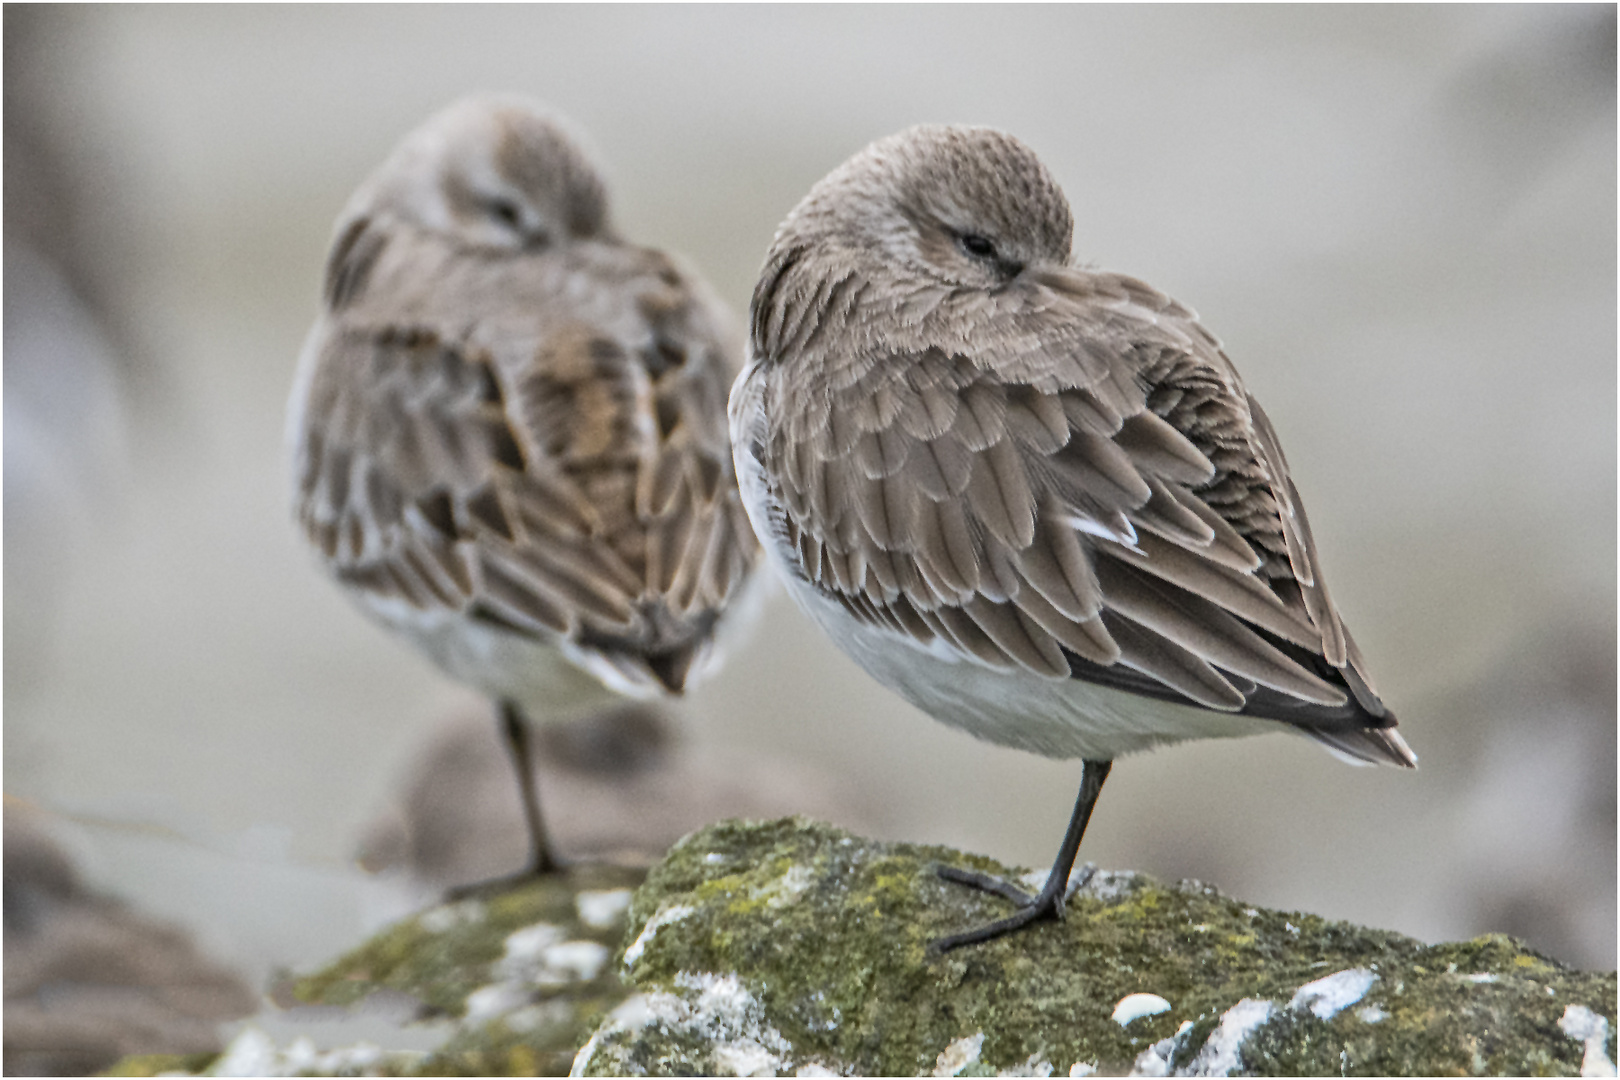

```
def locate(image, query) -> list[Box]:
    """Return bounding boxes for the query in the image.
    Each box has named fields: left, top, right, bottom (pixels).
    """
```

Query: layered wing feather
left=751, top=261, right=1411, bottom=765
left=294, top=236, right=757, bottom=695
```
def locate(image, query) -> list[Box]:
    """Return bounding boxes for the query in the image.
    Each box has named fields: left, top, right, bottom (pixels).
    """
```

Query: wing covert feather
left=295, top=247, right=757, bottom=694
left=753, top=266, right=1391, bottom=735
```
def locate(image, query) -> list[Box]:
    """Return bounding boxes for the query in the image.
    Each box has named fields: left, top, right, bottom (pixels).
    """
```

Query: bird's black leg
left=930, top=759, right=1113, bottom=954
left=500, top=700, right=561, bottom=875
left=446, top=701, right=561, bottom=898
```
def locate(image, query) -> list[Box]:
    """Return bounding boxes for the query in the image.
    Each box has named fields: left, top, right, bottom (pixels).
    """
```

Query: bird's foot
left=928, top=862, right=1097, bottom=954
left=444, top=856, right=568, bottom=901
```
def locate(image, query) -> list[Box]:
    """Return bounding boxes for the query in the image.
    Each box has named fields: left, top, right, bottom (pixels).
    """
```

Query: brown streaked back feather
left=294, top=237, right=758, bottom=697
left=746, top=249, right=1406, bottom=762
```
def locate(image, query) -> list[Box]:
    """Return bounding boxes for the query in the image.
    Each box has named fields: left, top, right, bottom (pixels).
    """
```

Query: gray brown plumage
left=731, top=124, right=1413, bottom=949
left=288, top=96, right=759, bottom=875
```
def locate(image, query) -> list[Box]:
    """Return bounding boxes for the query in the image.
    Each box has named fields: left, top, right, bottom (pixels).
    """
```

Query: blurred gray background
left=6, top=2, right=1614, bottom=1003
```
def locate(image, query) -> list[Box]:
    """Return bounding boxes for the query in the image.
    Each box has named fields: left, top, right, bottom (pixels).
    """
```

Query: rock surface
left=4, top=806, right=259, bottom=1077
left=111, top=818, right=1616, bottom=1076
left=107, top=862, right=648, bottom=1077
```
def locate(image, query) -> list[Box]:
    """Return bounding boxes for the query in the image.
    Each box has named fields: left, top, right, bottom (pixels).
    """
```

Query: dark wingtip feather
left=1307, top=725, right=1418, bottom=769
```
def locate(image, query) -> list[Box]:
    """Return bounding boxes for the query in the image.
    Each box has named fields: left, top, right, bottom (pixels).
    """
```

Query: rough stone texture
left=107, top=818, right=1615, bottom=1076
left=579, top=818, right=1615, bottom=1077
left=106, top=863, right=647, bottom=1077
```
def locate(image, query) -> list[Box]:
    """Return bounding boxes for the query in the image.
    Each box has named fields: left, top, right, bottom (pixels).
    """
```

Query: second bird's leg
left=445, top=701, right=561, bottom=899
left=500, top=700, right=560, bottom=875
left=930, top=759, right=1113, bottom=954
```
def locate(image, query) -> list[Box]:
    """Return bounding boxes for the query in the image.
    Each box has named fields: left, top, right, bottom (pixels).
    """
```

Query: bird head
left=350, top=95, right=614, bottom=253
left=780, top=125, right=1075, bottom=288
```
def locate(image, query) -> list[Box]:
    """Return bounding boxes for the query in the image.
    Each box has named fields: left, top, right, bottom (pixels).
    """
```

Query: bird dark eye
left=958, top=233, right=998, bottom=259
left=483, top=197, right=523, bottom=228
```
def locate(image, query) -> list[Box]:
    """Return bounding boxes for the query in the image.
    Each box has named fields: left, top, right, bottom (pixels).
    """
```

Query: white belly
left=790, top=576, right=1275, bottom=761
left=349, top=590, right=629, bottom=723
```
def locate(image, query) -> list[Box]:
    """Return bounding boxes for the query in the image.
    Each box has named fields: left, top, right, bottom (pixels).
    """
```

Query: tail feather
left=1307, top=725, right=1418, bottom=769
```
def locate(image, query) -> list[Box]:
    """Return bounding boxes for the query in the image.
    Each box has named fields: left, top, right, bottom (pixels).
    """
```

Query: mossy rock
left=576, top=817, right=1616, bottom=1077
left=100, top=1052, right=221, bottom=1076
left=104, top=864, right=647, bottom=1077
left=304, top=864, right=645, bottom=1076
left=103, top=820, right=1615, bottom=1076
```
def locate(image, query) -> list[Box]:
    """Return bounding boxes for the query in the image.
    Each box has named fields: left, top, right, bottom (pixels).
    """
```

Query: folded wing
left=756, top=269, right=1412, bottom=766
left=294, top=297, right=756, bottom=696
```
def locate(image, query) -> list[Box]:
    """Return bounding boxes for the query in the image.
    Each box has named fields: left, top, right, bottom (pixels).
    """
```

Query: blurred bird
left=731, top=125, right=1416, bottom=952
left=288, top=96, right=759, bottom=884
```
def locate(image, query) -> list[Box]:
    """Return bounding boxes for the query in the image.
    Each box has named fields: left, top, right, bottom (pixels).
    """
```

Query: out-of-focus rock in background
left=354, top=703, right=885, bottom=925
left=3, top=805, right=259, bottom=1077
left=3, top=4, right=1612, bottom=1010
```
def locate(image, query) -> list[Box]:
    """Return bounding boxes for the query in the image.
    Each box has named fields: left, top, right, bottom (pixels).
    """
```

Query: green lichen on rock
left=577, top=817, right=1616, bottom=1077
left=296, top=864, right=645, bottom=1076
left=104, top=864, right=647, bottom=1077
left=100, top=821, right=1616, bottom=1077
left=295, top=865, right=643, bottom=1017
left=100, top=1052, right=221, bottom=1076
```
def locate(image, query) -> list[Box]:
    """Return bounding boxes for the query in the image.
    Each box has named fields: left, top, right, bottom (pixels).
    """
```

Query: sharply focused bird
left=289, top=96, right=759, bottom=884
left=731, top=124, right=1415, bottom=951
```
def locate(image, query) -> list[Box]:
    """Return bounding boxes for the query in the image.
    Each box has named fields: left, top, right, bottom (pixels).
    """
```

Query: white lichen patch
left=493, top=921, right=607, bottom=990
left=209, top=1026, right=278, bottom=1077
left=497, top=923, right=565, bottom=974
left=714, top=1038, right=785, bottom=1077
left=277, top=1036, right=390, bottom=1077
left=1077, top=867, right=1137, bottom=902
left=205, top=1024, right=416, bottom=1077
left=933, top=1032, right=985, bottom=1077
left=1017, top=869, right=1050, bottom=894
left=1355, top=1005, right=1388, bottom=1024
left=1068, top=1063, right=1098, bottom=1077
left=1288, top=968, right=1377, bottom=1020
left=752, top=863, right=816, bottom=909
left=537, top=940, right=611, bottom=986
left=622, top=902, right=696, bottom=967
left=574, top=973, right=794, bottom=1077
left=795, top=1064, right=840, bottom=1077
left=1181, top=999, right=1274, bottom=1077
left=464, top=980, right=532, bottom=1024
left=1559, top=1004, right=1617, bottom=1078
left=1454, top=972, right=1498, bottom=984
left=418, top=898, right=486, bottom=934
left=1112, top=992, right=1172, bottom=1026
left=458, top=924, right=612, bottom=1032
left=576, top=888, right=634, bottom=930
left=677, top=971, right=796, bottom=1075
left=605, top=993, right=657, bottom=1030
left=1130, top=1019, right=1192, bottom=1077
